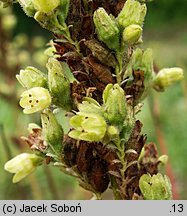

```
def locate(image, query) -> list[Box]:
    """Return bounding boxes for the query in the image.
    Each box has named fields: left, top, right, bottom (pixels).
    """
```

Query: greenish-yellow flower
left=33, top=0, right=60, bottom=13
left=139, top=173, right=172, bottom=200
left=4, top=153, right=43, bottom=183
left=122, top=24, right=142, bottom=45
left=20, top=87, right=51, bottom=114
left=69, top=112, right=107, bottom=142
left=153, top=67, right=184, bottom=91
left=16, top=66, right=47, bottom=89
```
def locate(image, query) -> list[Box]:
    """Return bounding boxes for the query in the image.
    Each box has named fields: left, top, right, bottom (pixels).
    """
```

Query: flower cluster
left=3, top=0, right=184, bottom=200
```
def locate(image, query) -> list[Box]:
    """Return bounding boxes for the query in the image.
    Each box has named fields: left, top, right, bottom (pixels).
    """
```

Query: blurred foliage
left=146, top=0, right=187, bottom=27
left=0, top=0, right=187, bottom=199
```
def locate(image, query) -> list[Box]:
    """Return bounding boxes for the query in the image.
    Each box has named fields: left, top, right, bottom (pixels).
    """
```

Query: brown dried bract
left=125, top=69, right=145, bottom=106
left=91, top=142, right=121, bottom=173
left=92, top=0, right=126, bottom=16
left=21, top=128, right=46, bottom=152
left=124, top=120, right=147, bottom=199
left=76, top=141, right=94, bottom=173
left=86, top=56, right=115, bottom=84
left=87, top=157, right=109, bottom=193
left=140, top=142, right=159, bottom=175
left=63, top=135, right=78, bottom=167
left=126, top=120, right=146, bottom=163
left=84, top=39, right=117, bottom=68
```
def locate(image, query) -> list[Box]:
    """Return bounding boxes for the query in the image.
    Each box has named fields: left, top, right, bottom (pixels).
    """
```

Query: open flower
left=69, top=112, right=107, bottom=142
left=139, top=173, right=172, bottom=200
left=19, top=87, right=51, bottom=114
left=4, top=153, right=43, bottom=183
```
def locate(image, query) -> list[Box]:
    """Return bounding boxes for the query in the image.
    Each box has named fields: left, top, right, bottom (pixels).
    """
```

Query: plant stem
left=53, top=17, right=81, bottom=54
left=115, top=139, right=126, bottom=180
left=0, top=124, right=12, bottom=160
left=110, top=175, right=121, bottom=200
left=115, top=52, right=123, bottom=84
left=110, top=138, right=127, bottom=199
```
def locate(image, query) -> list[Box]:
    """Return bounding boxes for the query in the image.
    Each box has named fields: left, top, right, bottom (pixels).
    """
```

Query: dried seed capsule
left=93, top=8, right=120, bottom=51
left=87, top=56, right=115, bottom=84
left=63, top=136, right=78, bottom=167
left=87, top=158, right=109, bottom=193
left=84, top=40, right=117, bottom=68
left=76, top=141, right=93, bottom=173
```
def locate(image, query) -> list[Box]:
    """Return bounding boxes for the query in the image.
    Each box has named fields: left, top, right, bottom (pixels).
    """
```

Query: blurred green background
left=0, top=0, right=187, bottom=199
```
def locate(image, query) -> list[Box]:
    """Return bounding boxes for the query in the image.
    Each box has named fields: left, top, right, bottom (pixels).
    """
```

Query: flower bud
left=16, top=66, right=47, bottom=89
left=103, top=84, right=127, bottom=126
left=123, top=24, right=142, bottom=45
left=106, top=125, right=119, bottom=141
left=69, top=112, right=107, bottom=142
left=93, top=8, right=120, bottom=50
left=41, top=109, right=64, bottom=153
left=4, top=153, right=43, bottom=183
left=118, top=0, right=147, bottom=28
left=33, top=0, right=60, bottom=13
left=139, top=173, right=172, bottom=200
left=153, top=67, right=184, bottom=91
left=141, top=48, right=154, bottom=76
left=19, top=87, right=51, bottom=114
left=47, top=58, right=72, bottom=111
left=18, top=0, right=36, bottom=17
